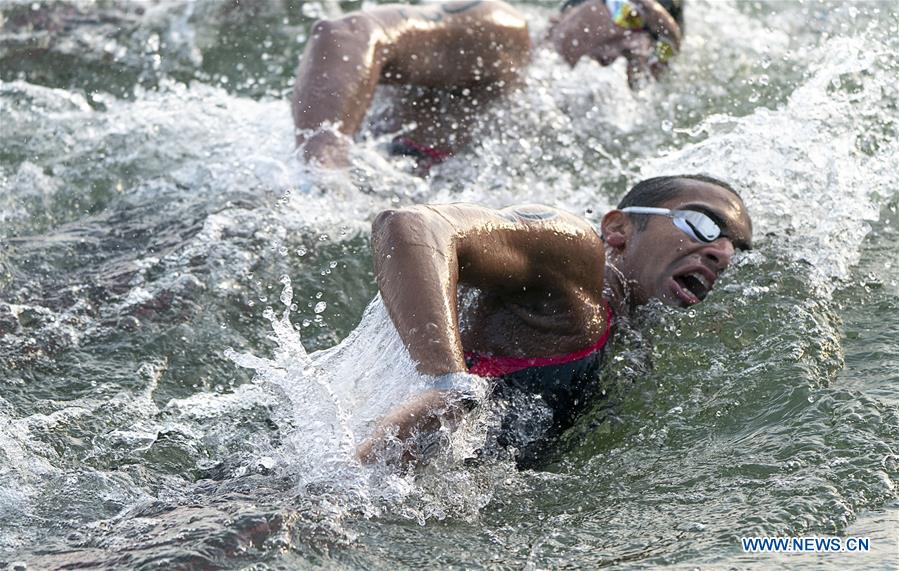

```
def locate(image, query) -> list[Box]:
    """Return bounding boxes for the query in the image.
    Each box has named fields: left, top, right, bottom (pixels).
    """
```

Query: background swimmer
left=292, top=0, right=683, bottom=168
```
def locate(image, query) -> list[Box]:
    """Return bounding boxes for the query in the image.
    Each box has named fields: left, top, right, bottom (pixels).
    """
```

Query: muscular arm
left=371, top=203, right=606, bottom=376
left=359, top=203, right=605, bottom=462
left=292, top=1, right=530, bottom=166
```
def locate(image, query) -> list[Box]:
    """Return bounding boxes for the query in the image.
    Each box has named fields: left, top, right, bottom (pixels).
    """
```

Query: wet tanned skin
left=292, top=1, right=530, bottom=166
left=360, top=202, right=607, bottom=462
left=371, top=203, right=607, bottom=377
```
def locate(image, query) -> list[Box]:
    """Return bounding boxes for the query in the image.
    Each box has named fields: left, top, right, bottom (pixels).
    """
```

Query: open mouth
left=672, top=270, right=714, bottom=304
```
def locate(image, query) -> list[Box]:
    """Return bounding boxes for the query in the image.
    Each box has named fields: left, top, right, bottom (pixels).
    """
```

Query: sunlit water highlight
left=1, top=0, right=897, bottom=568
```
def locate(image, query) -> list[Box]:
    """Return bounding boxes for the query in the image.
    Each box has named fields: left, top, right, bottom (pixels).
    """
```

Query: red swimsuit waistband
left=465, top=301, right=614, bottom=378
left=392, top=137, right=453, bottom=163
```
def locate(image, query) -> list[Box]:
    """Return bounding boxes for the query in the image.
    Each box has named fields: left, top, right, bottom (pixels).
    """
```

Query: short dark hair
left=657, top=0, right=685, bottom=32
left=617, top=174, right=741, bottom=229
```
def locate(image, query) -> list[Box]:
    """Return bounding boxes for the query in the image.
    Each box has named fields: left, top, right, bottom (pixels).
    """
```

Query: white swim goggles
left=620, top=207, right=724, bottom=244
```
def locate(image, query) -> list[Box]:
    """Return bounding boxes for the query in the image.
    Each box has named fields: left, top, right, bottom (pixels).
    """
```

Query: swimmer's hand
left=297, top=131, right=351, bottom=169
left=621, top=33, right=656, bottom=90
left=356, top=389, right=469, bottom=464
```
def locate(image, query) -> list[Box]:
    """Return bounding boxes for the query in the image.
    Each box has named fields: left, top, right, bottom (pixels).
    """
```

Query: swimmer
left=292, top=0, right=684, bottom=168
left=357, top=175, right=752, bottom=465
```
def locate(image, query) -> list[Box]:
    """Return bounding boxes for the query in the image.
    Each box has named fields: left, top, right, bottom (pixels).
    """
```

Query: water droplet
left=279, top=285, right=293, bottom=306
left=314, top=301, right=327, bottom=314
left=296, top=247, right=307, bottom=257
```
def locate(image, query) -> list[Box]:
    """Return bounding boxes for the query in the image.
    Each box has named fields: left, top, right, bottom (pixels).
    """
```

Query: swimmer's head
left=561, top=0, right=684, bottom=31
left=550, top=0, right=684, bottom=80
left=601, top=175, right=753, bottom=308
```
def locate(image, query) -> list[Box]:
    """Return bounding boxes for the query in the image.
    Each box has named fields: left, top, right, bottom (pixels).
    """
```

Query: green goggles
left=653, top=39, right=675, bottom=64
left=620, top=207, right=725, bottom=244
left=607, top=0, right=646, bottom=30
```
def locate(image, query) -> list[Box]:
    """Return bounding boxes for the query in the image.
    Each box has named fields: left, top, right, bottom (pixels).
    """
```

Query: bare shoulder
left=499, top=204, right=600, bottom=235
left=366, top=1, right=525, bottom=26
left=418, top=1, right=525, bottom=22
left=442, top=1, right=526, bottom=23
left=374, top=203, right=600, bottom=250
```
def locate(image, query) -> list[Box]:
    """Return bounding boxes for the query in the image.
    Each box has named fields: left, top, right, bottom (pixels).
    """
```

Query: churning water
left=1, top=0, right=897, bottom=568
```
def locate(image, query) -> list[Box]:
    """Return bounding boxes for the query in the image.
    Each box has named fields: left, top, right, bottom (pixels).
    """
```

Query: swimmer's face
left=549, top=1, right=659, bottom=74
left=604, top=181, right=753, bottom=308
left=592, top=29, right=655, bottom=67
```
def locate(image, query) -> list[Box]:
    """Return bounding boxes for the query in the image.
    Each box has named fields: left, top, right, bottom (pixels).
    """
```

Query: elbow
left=371, top=206, right=444, bottom=254
left=371, top=209, right=423, bottom=281
left=305, top=13, right=380, bottom=53
left=301, top=19, right=341, bottom=58
left=306, top=17, right=347, bottom=44
left=371, top=208, right=420, bottom=250
left=297, top=14, right=385, bottom=83
left=371, top=208, right=401, bottom=250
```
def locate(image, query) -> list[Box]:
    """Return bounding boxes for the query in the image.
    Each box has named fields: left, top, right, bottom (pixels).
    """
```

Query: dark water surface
left=1, top=0, right=897, bottom=569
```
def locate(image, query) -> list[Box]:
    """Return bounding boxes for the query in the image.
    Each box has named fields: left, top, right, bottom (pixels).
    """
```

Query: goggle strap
left=619, top=207, right=671, bottom=216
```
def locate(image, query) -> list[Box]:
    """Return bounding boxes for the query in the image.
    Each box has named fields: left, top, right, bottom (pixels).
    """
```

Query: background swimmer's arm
left=371, top=203, right=605, bottom=377
left=292, top=1, right=530, bottom=167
